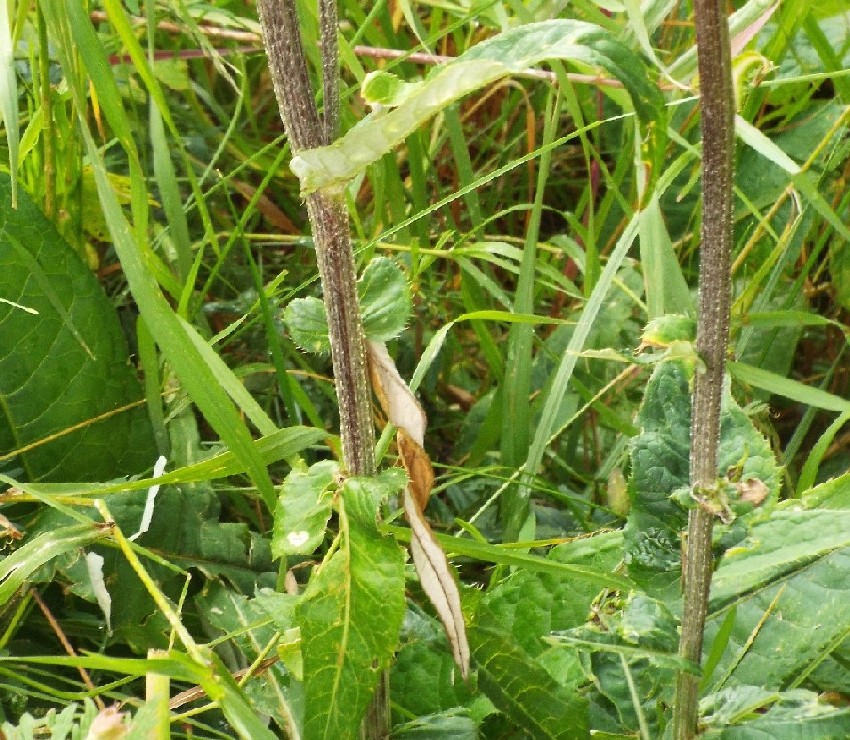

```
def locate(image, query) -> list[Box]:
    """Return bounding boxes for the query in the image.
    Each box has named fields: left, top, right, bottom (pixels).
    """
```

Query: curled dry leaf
left=404, top=489, right=470, bottom=679
left=366, top=340, right=470, bottom=679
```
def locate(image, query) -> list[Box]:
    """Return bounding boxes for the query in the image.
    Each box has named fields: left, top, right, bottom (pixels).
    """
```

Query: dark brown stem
left=257, top=1, right=383, bottom=735
left=674, top=0, right=735, bottom=737
left=319, top=0, right=339, bottom=143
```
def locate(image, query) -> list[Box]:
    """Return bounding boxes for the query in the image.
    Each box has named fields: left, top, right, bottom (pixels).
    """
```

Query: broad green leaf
left=476, top=534, right=623, bottom=657
left=625, top=362, right=779, bottom=592
left=0, top=522, right=109, bottom=606
left=0, top=173, right=156, bottom=481
left=358, top=257, right=412, bottom=342
left=272, top=460, right=338, bottom=558
left=298, top=520, right=405, bottom=739
left=391, top=605, right=476, bottom=718
left=197, top=584, right=301, bottom=737
left=291, top=20, right=663, bottom=193
left=704, top=511, right=850, bottom=692
left=469, top=624, right=588, bottom=739
left=393, top=710, right=478, bottom=739
left=710, top=509, right=850, bottom=607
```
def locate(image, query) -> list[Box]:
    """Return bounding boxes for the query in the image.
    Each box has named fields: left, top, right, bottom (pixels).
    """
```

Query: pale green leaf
left=292, top=20, right=663, bottom=193
left=284, top=297, right=331, bottom=355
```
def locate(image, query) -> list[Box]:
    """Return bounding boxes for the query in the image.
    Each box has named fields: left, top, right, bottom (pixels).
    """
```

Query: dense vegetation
left=1, top=0, right=850, bottom=737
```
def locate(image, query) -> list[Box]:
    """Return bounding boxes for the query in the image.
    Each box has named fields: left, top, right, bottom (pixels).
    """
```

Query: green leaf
left=700, top=687, right=850, bottom=738
left=705, top=510, right=850, bottom=691
left=291, top=20, right=664, bottom=194
left=729, top=360, right=850, bottom=412
left=298, top=519, right=405, bottom=739
left=469, top=625, right=588, bottom=740
left=272, top=460, right=338, bottom=559
left=284, top=258, right=412, bottom=353
left=625, top=362, right=780, bottom=592
left=393, top=710, right=479, bottom=739
left=284, top=297, right=332, bottom=355
left=196, top=584, right=301, bottom=737
left=0, top=173, right=156, bottom=481
left=358, top=257, right=412, bottom=343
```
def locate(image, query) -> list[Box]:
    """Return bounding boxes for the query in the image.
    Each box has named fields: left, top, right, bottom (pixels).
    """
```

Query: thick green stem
left=257, top=1, right=383, bottom=736
left=673, top=0, right=735, bottom=737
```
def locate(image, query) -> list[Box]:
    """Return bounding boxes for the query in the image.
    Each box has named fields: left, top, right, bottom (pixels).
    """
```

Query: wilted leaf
left=366, top=340, right=470, bottom=679
left=404, top=490, right=470, bottom=680
left=291, top=20, right=664, bottom=194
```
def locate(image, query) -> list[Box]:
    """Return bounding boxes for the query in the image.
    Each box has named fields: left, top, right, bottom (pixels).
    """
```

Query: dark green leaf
left=0, top=173, right=156, bottom=481
left=469, top=625, right=588, bottom=740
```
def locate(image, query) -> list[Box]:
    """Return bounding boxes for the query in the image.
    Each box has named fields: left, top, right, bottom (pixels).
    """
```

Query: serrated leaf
left=291, top=20, right=664, bottom=194
left=273, top=460, right=338, bottom=558
left=284, top=296, right=331, bottom=354
left=0, top=173, right=156, bottom=482
left=469, top=625, right=588, bottom=740
left=298, top=521, right=405, bottom=739
left=358, top=257, right=412, bottom=343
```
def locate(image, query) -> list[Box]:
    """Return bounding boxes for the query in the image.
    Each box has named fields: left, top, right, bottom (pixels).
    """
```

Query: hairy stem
left=257, top=1, right=383, bottom=735
left=674, top=0, right=735, bottom=737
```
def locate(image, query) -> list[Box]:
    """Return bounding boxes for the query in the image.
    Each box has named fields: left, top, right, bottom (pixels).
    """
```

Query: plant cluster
left=1, top=1, right=850, bottom=738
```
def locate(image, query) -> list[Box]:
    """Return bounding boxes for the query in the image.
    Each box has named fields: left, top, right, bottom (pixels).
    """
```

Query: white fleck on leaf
left=85, top=551, right=112, bottom=634
left=367, top=340, right=470, bottom=679
left=129, top=455, right=167, bottom=542
left=287, top=531, right=311, bottom=548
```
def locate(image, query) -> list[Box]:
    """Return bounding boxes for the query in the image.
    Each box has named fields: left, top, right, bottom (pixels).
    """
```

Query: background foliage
left=1, top=0, right=850, bottom=737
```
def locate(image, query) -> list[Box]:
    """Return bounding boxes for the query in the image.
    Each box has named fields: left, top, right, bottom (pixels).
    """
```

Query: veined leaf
left=469, top=625, right=588, bottom=739
left=272, top=460, right=338, bottom=558
left=705, top=510, right=850, bottom=692
left=0, top=173, right=156, bottom=481
left=291, top=20, right=664, bottom=194
left=298, top=516, right=405, bottom=738
left=625, top=361, right=779, bottom=593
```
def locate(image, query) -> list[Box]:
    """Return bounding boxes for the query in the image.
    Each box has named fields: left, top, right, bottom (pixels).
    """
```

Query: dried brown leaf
left=404, top=489, right=470, bottom=679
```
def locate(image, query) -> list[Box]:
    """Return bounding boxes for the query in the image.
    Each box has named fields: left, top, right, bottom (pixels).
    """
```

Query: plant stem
left=257, top=0, right=383, bottom=735
left=674, top=0, right=735, bottom=737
